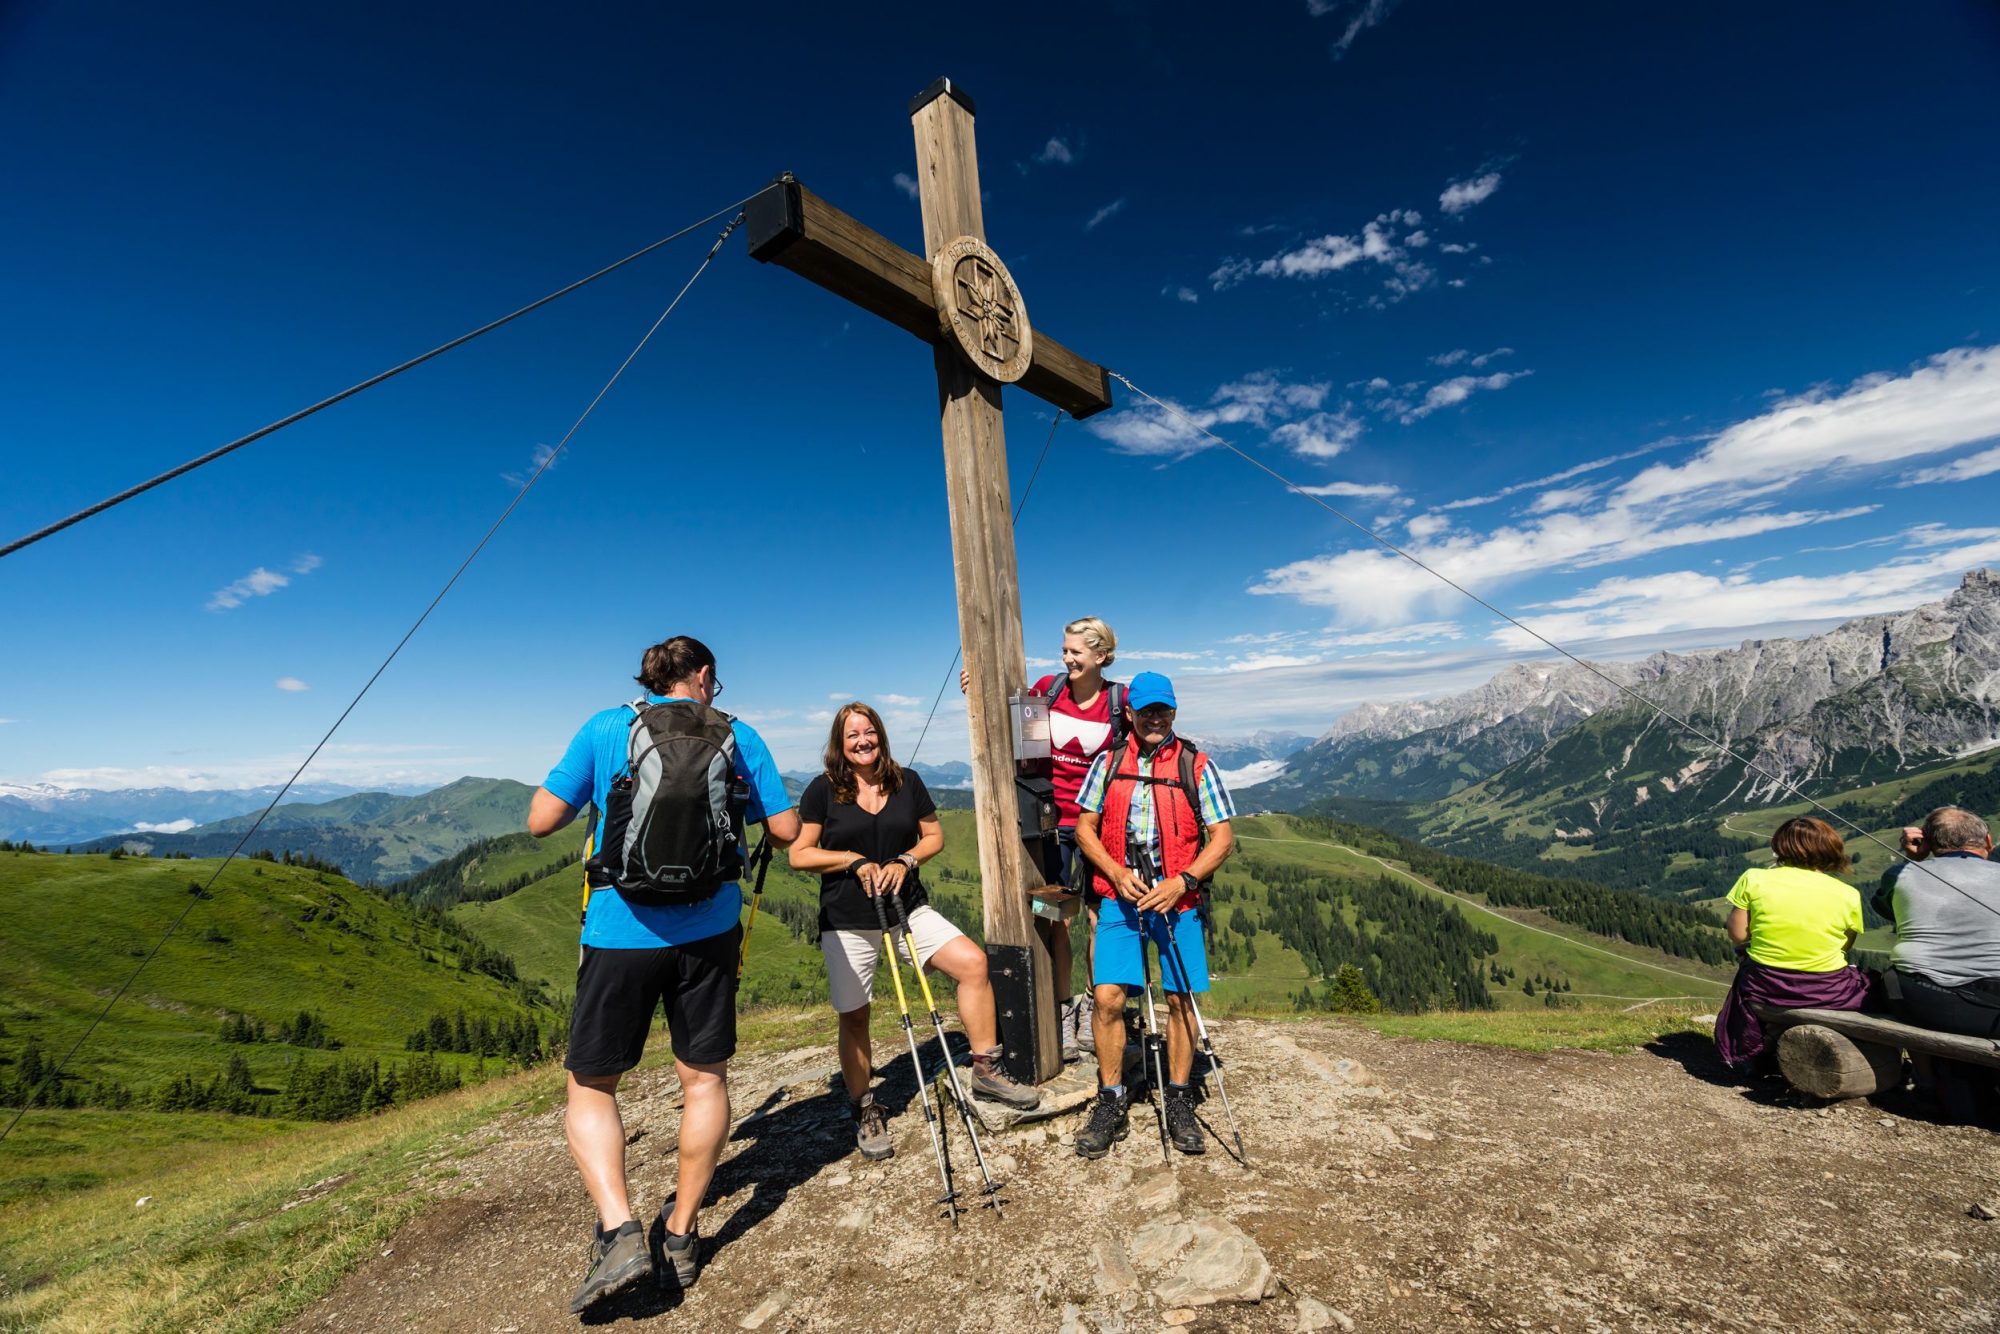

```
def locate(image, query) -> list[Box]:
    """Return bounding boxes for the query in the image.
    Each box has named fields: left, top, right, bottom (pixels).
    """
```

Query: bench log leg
left=1775, top=1024, right=1903, bottom=1100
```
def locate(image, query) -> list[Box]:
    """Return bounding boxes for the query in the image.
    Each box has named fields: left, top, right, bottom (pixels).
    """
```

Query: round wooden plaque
left=932, top=236, right=1034, bottom=383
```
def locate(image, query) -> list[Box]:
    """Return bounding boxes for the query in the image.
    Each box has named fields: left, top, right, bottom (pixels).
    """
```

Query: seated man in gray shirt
left=1874, top=805, right=2000, bottom=1121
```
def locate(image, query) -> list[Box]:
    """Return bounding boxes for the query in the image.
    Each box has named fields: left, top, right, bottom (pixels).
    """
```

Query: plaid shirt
left=1077, top=735, right=1235, bottom=870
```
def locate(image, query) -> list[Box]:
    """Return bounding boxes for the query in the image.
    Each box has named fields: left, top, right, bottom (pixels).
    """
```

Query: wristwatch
left=896, top=853, right=920, bottom=874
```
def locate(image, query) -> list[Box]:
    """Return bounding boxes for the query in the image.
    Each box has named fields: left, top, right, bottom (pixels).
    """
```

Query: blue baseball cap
left=1127, top=671, right=1177, bottom=711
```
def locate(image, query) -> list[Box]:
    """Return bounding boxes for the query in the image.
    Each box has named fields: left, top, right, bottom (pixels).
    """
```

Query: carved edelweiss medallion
left=932, top=236, right=1034, bottom=383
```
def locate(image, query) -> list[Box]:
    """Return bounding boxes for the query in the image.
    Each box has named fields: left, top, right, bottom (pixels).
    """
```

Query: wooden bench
left=1748, top=1003, right=2000, bottom=1099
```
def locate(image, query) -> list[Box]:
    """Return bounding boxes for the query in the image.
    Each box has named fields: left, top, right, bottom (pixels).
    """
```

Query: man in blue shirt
left=528, top=635, right=797, bottom=1313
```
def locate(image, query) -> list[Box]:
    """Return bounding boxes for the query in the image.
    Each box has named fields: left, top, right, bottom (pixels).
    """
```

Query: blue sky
left=3, top=2, right=1998, bottom=788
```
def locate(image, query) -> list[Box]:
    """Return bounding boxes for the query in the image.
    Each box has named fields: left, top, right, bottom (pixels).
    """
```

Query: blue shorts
left=1092, top=899, right=1208, bottom=994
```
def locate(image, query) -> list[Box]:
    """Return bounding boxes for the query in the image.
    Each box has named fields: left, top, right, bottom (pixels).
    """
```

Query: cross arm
left=744, top=177, right=1113, bottom=419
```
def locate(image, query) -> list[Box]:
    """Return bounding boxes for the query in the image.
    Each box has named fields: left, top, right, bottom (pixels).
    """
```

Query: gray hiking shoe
left=1059, top=998, right=1082, bottom=1064
left=851, top=1092, right=894, bottom=1160
left=1165, top=1085, right=1206, bottom=1155
left=1074, top=994, right=1096, bottom=1053
left=1074, top=1088, right=1130, bottom=1159
left=969, top=1049, right=1040, bottom=1110
left=660, top=1218, right=700, bottom=1289
left=568, top=1219, right=651, bottom=1314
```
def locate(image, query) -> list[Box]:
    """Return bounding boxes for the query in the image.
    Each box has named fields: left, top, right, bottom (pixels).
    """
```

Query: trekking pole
left=736, top=835, right=775, bottom=979
left=874, top=889, right=959, bottom=1228
left=1129, top=853, right=1172, bottom=1162
left=1152, top=897, right=1248, bottom=1166
left=886, top=891, right=1004, bottom=1216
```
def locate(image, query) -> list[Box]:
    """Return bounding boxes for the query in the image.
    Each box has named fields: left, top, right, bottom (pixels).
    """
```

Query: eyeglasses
left=711, top=674, right=724, bottom=699
left=1135, top=706, right=1175, bottom=722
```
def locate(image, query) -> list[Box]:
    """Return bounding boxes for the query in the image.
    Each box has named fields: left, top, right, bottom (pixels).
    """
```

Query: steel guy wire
left=907, top=409, right=1066, bottom=767
left=1105, top=368, right=2000, bottom=924
left=0, top=193, right=761, bottom=562
left=0, top=216, right=745, bottom=1145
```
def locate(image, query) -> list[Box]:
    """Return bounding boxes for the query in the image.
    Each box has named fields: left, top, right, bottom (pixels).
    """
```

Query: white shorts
left=822, top=904, right=966, bottom=1015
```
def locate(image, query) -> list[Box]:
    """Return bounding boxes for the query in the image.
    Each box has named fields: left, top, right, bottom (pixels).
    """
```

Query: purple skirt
left=1714, top=956, right=1868, bottom=1069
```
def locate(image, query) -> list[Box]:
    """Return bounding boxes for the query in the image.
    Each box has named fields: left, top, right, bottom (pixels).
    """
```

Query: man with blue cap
left=1070, top=671, right=1237, bottom=1157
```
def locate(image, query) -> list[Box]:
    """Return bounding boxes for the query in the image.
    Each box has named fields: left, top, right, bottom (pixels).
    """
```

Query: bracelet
left=896, top=853, right=920, bottom=873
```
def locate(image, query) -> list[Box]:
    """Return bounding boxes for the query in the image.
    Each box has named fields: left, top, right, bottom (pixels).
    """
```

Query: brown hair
left=823, top=702, right=903, bottom=805
left=1770, top=817, right=1850, bottom=875
left=635, top=635, right=715, bottom=695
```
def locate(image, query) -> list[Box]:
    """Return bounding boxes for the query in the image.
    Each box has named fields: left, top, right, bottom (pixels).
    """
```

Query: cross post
left=745, top=78, right=1113, bottom=1084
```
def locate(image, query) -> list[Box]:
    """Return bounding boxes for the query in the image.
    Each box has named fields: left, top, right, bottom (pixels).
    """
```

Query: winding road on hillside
left=1237, top=832, right=1731, bottom=991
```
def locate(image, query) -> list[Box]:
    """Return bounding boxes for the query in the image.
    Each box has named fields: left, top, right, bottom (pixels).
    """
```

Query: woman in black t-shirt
left=789, top=702, right=1038, bottom=1159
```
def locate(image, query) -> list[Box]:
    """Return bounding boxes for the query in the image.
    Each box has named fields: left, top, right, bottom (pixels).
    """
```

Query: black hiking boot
left=1074, top=1088, right=1130, bottom=1159
left=568, top=1219, right=651, bottom=1314
left=851, top=1091, right=894, bottom=1161
left=1165, top=1084, right=1206, bottom=1155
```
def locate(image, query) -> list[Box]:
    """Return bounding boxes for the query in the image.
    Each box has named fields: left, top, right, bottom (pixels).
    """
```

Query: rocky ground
left=289, top=1017, right=2000, bottom=1332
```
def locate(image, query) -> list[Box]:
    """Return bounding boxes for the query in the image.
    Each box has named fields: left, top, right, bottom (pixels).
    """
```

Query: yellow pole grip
left=883, top=930, right=916, bottom=1016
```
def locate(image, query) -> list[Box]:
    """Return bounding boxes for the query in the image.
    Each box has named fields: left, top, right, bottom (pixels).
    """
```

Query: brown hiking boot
left=969, top=1048, right=1040, bottom=1110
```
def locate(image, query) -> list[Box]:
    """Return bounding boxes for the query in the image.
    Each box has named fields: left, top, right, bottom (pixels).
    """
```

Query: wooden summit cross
left=745, top=78, right=1114, bottom=1084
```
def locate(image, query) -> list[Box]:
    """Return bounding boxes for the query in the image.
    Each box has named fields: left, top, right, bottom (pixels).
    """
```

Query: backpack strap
left=1106, top=680, right=1126, bottom=752
left=1176, top=741, right=1205, bottom=832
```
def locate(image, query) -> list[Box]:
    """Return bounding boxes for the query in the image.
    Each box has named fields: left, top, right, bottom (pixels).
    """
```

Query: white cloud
left=1439, top=171, right=1503, bottom=215
left=501, top=443, right=559, bottom=488
left=879, top=693, right=922, bottom=707
left=0, top=718, right=15, bottom=726
left=1900, top=443, right=2000, bottom=487
left=1163, top=285, right=1200, bottom=304
left=1208, top=257, right=1253, bottom=291
left=1119, top=649, right=1213, bottom=662
left=1526, top=484, right=1600, bottom=514
left=1085, top=198, right=1127, bottom=232
left=1406, top=513, right=1451, bottom=540
left=1372, top=370, right=1531, bottom=423
left=1496, top=540, right=2000, bottom=648
left=1035, top=137, right=1074, bottom=165
left=1293, top=480, right=1400, bottom=498
left=130, top=819, right=198, bottom=834
left=1317, top=621, right=1463, bottom=648
left=1085, top=371, right=1330, bottom=458
left=1271, top=409, right=1364, bottom=459
left=1438, top=438, right=1689, bottom=510
left=1430, top=346, right=1512, bottom=368
left=207, top=566, right=293, bottom=611
left=1619, top=345, right=2000, bottom=508
left=1250, top=504, right=1876, bottom=628
left=275, top=677, right=310, bottom=692
left=1309, top=0, right=1403, bottom=60
left=1225, top=652, right=1322, bottom=672
left=892, top=172, right=920, bottom=201
left=290, top=553, right=322, bottom=575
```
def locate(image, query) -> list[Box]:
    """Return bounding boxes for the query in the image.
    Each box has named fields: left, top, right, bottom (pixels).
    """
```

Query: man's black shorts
left=566, top=925, right=742, bottom=1076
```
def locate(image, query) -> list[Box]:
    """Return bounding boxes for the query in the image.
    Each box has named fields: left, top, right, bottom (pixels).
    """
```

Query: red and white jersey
left=1033, top=674, right=1115, bottom=826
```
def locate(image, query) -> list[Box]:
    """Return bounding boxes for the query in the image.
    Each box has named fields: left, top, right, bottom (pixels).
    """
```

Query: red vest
left=1092, top=737, right=1205, bottom=913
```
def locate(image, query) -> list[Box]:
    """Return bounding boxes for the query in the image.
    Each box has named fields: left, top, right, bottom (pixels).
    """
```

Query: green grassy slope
left=0, top=849, right=551, bottom=1100
left=1234, top=817, right=1734, bottom=1005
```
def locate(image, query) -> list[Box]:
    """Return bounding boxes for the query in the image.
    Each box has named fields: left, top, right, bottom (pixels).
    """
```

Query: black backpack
left=585, top=699, right=749, bottom=905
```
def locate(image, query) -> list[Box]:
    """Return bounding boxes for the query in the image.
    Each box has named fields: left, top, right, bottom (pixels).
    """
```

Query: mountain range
left=1250, top=568, right=2000, bottom=840
left=0, top=781, right=419, bottom=845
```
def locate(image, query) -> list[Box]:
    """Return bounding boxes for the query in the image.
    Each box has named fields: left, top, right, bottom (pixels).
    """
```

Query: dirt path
left=291, top=1020, right=2000, bottom=1332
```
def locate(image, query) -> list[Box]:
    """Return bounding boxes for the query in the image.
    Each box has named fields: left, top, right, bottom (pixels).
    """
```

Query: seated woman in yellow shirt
left=1714, top=817, right=1868, bottom=1070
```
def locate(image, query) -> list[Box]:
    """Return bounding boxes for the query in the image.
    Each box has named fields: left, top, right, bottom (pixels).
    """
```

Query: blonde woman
left=789, top=702, right=1037, bottom=1160
left=965, top=616, right=1125, bottom=1059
